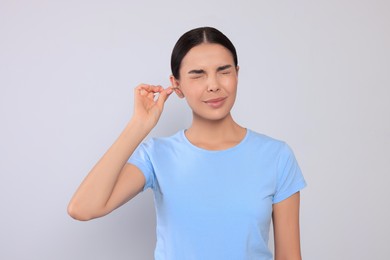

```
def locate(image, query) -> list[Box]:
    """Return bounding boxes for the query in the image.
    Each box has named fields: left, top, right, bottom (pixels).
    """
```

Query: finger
left=156, top=87, right=173, bottom=108
left=142, top=84, right=163, bottom=92
left=149, top=85, right=164, bottom=99
left=135, top=84, right=163, bottom=96
left=147, top=92, right=155, bottom=99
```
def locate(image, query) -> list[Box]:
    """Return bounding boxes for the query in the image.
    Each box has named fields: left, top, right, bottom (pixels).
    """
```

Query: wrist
left=126, top=117, right=154, bottom=135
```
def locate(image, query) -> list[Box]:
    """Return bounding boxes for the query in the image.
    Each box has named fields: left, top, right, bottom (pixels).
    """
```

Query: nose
left=207, top=75, right=220, bottom=92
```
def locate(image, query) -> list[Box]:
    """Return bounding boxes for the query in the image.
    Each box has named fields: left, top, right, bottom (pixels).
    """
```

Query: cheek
left=180, top=81, right=204, bottom=97
left=221, top=76, right=238, bottom=91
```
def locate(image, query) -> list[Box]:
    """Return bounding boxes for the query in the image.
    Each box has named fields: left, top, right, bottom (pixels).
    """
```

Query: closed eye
left=188, top=69, right=205, bottom=79
left=217, top=64, right=233, bottom=75
left=190, top=75, right=203, bottom=79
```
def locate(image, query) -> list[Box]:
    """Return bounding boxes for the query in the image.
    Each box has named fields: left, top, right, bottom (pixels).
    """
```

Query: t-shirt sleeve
left=127, top=141, right=155, bottom=191
left=273, top=143, right=307, bottom=204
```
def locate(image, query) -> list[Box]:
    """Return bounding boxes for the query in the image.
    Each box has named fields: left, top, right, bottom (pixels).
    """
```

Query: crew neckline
left=179, top=128, right=250, bottom=153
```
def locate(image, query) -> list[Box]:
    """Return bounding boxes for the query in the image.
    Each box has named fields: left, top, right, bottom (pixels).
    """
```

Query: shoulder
left=246, top=129, right=286, bottom=149
left=141, top=130, right=184, bottom=151
left=244, top=130, right=299, bottom=162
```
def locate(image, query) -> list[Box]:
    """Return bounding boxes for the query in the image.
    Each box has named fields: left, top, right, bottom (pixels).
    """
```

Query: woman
left=68, top=27, right=306, bottom=259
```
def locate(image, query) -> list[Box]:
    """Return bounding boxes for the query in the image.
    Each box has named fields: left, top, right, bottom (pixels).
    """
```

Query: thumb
left=156, top=87, right=173, bottom=109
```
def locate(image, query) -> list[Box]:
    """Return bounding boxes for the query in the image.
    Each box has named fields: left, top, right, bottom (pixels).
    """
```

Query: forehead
left=180, top=43, right=235, bottom=69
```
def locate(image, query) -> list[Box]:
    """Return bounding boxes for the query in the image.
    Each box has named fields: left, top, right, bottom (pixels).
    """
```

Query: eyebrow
left=216, top=64, right=233, bottom=72
left=188, top=69, right=205, bottom=74
left=187, top=65, right=233, bottom=74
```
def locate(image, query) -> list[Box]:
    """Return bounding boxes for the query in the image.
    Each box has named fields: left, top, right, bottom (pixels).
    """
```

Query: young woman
left=68, top=27, right=306, bottom=260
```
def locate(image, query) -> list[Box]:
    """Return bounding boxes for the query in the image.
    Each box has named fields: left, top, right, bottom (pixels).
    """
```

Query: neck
left=185, top=113, right=246, bottom=150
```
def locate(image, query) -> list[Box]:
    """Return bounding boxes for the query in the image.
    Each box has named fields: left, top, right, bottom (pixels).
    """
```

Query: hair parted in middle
left=170, top=27, right=238, bottom=79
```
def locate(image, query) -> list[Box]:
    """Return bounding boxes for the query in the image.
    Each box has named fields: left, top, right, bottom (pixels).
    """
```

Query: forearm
left=274, top=253, right=302, bottom=260
left=273, top=192, right=302, bottom=260
left=68, top=119, right=150, bottom=220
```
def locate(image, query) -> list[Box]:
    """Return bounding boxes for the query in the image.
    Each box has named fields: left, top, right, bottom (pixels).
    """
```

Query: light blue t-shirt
left=128, top=129, right=306, bottom=260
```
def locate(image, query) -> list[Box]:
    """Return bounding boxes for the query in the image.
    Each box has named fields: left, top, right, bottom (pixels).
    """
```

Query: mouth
left=203, top=97, right=227, bottom=108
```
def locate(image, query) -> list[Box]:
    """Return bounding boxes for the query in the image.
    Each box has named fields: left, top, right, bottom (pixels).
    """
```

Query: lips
left=205, top=97, right=226, bottom=102
left=203, top=97, right=227, bottom=108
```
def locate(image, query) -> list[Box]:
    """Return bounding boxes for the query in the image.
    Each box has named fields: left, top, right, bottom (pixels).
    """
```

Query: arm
left=272, top=192, right=302, bottom=260
left=67, top=84, right=173, bottom=221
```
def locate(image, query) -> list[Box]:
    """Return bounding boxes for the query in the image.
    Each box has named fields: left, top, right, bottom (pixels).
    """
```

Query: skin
left=68, top=43, right=302, bottom=259
left=170, top=43, right=246, bottom=150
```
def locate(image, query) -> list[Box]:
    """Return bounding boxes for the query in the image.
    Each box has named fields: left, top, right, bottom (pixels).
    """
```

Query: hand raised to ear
left=132, top=84, right=173, bottom=129
left=169, top=75, right=185, bottom=98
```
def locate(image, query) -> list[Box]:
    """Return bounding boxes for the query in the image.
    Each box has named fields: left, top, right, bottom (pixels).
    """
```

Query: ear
left=236, top=66, right=240, bottom=75
left=169, top=75, right=185, bottom=98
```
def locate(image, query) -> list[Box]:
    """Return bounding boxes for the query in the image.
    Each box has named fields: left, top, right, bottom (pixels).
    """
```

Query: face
left=170, top=43, right=239, bottom=122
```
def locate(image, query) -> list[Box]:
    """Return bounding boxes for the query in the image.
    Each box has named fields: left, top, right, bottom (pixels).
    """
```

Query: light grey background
left=1, top=0, right=389, bottom=259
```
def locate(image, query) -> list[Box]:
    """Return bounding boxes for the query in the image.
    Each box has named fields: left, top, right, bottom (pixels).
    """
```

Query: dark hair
left=170, top=27, right=238, bottom=79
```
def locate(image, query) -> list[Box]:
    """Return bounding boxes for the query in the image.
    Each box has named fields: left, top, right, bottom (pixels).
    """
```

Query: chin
left=193, top=109, right=233, bottom=122
left=189, top=99, right=235, bottom=122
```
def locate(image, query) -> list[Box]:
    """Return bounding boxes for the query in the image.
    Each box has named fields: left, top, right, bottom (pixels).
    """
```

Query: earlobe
left=174, top=89, right=184, bottom=99
left=169, top=75, right=185, bottom=98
